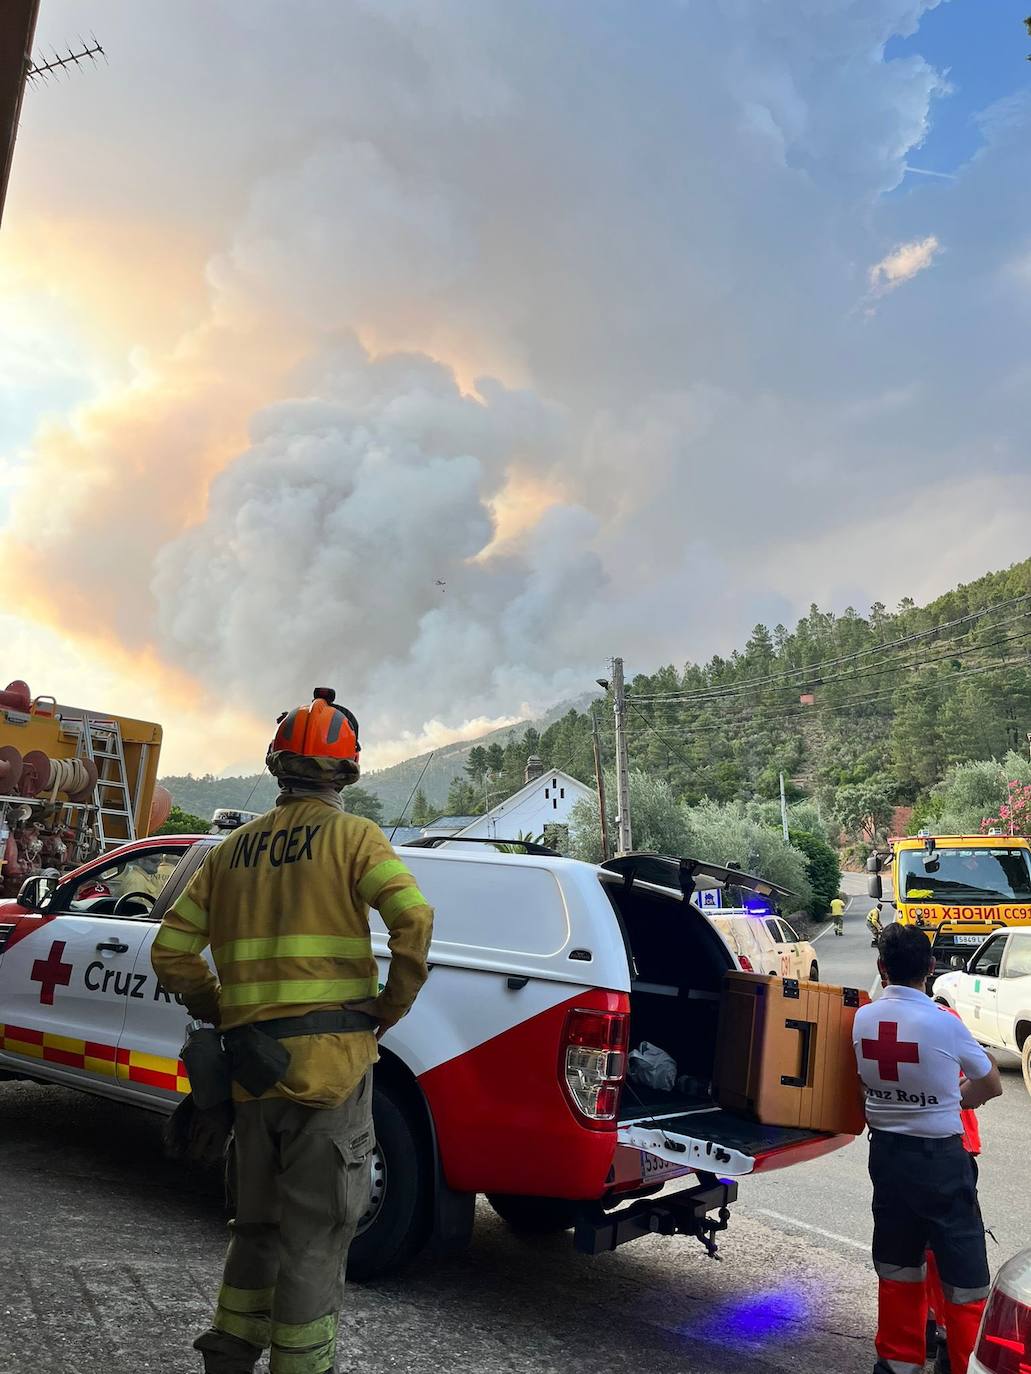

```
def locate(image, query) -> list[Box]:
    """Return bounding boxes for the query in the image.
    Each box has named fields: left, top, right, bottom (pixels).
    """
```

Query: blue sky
left=890, top=0, right=1030, bottom=179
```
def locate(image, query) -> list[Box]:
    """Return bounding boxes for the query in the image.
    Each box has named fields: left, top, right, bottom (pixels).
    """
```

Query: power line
left=635, top=614, right=1031, bottom=708
left=628, top=592, right=1031, bottom=704
left=626, top=699, right=698, bottom=770
left=639, top=644, right=1031, bottom=739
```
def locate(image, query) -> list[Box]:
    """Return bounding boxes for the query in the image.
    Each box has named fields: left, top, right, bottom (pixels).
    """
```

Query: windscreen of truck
left=899, top=846, right=1031, bottom=904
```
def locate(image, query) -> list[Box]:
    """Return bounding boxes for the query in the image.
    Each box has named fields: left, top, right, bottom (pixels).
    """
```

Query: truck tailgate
left=618, top=1105, right=848, bottom=1179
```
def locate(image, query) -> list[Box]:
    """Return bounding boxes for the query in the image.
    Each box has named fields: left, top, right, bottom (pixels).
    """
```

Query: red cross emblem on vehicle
left=861, top=1020, right=920, bottom=1082
left=30, top=940, right=73, bottom=1006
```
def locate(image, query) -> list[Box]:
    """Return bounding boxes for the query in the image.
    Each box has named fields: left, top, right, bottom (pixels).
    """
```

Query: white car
left=969, top=1245, right=1031, bottom=1374
left=708, top=910, right=820, bottom=983
left=932, top=927, right=1031, bottom=1096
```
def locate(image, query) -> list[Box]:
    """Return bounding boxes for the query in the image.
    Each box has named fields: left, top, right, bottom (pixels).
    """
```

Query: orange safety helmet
left=267, top=688, right=360, bottom=774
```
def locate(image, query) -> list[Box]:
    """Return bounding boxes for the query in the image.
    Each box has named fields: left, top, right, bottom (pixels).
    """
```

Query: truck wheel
left=346, top=1078, right=431, bottom=1281
left=1022, top=1037, right=1031, bottom=1101
left=486, top=1193, right=579, bottom=1234
left=809, top=962, right=819, bottom=982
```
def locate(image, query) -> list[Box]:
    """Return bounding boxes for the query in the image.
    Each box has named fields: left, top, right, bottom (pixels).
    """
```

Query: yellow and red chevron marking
left=0, top=1023, right=190, bottom=1094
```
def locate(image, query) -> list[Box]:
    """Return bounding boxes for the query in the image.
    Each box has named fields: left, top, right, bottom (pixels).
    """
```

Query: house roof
left=456, top=769, right=594, bottom=834
left=0, top=1, right=39, bottom=229
left=421, top=815, right=479, bottom=833
left=386, top=826, right=423, bottom=846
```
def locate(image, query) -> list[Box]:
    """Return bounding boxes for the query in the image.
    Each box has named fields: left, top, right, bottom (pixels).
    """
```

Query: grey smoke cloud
left=11, top=0, right=1031, bottom=760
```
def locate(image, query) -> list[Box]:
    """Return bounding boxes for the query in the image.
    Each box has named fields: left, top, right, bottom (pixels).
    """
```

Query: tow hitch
left=574, top=1175, right=738, bottom=1259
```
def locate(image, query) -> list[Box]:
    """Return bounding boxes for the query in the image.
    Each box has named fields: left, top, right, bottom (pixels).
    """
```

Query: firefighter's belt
left=224, top=1009, right=376, bottom=1098
left=250, top=1008, right=378, bottom=1039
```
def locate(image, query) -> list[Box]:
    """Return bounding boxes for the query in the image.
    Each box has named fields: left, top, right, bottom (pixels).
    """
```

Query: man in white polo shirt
left=853, top=923, right=1002, bottom=1374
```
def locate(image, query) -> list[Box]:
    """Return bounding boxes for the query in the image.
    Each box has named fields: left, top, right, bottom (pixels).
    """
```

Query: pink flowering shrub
left=982, top=780, right=1031, bottom=837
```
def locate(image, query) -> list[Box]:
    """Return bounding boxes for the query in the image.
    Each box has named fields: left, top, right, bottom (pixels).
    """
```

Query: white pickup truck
left=0, top=835, right=854, bottom=1277
left=932, top=927, right=1031, bottom=1096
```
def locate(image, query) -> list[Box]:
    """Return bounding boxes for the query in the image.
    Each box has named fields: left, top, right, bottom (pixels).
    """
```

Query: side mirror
left=865, top=853, right=882, bottom=874
left=17, top=873, right=57, bottom=912
left=867, top=873, right=883, bottom=900
left=949, top=955, right=966, bottom=971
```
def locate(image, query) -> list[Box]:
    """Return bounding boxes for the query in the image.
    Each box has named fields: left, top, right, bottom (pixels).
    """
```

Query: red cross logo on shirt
left=861, top=1020, right=920, bottom=1082
left=30, top=940, right=73, bottom=1006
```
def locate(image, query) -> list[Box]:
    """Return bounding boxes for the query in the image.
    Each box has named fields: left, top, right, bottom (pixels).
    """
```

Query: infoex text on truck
left=867, top=833, right=1031, bottom=933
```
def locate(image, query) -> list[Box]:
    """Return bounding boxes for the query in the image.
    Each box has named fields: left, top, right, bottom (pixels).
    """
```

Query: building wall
left=459, top=772, right=595, bottom=841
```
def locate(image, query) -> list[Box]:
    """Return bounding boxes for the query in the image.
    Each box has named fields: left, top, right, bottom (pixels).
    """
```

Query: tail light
left=560, top=1007, right=628, bottom=1128
left=739, top=955, right=755, bottom=972
left=975, top=1252, right=1031, bottom=1374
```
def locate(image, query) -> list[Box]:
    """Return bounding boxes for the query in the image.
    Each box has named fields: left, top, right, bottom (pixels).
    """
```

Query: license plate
left=640, top=1149, right=687, bottom=1181
left=953, top=935, right=985, bottom=945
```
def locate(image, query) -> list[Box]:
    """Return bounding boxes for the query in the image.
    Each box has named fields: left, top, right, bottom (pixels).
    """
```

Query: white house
left=454, top=756, right=596, bottom=845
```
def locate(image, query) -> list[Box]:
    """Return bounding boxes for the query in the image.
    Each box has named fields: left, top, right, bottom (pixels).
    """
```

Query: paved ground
left=1, top=876, right=1025, bottom=1374
left=0, top=1084, right=879, bottom=1374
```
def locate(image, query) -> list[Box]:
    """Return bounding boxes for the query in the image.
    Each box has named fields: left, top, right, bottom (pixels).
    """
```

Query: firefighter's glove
left=164, top=1094, right=234, bottom=1166
left=346, top=997, right=397, bottom=1040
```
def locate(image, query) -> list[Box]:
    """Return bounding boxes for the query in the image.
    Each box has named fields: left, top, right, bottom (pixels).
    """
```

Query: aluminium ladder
left=77, top=716, right=137, bottom=850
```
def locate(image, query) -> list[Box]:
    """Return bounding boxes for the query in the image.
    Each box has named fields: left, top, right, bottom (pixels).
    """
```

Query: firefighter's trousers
left=195, top=1072, right=374, bottom=1374
left=868, top=1130, right=989, bottom=1374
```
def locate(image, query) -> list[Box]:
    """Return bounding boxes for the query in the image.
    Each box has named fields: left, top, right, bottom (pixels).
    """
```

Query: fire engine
left=0, top=835, right=853, bottom=1279
left=868, top=832, right=1031, bottom=972
left=0, top=678, right=166, bottom=899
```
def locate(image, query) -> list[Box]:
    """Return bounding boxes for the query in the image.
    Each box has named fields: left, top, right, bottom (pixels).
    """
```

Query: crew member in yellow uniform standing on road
left=830, top=893, right=846, bottom=936
left=152, top=688, right=434, bottom=1374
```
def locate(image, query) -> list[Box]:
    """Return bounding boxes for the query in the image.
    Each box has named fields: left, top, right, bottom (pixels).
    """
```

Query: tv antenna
left=27, top=35, right=105, bottom=84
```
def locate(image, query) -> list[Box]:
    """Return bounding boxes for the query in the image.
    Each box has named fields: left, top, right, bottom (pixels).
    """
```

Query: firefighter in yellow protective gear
left=868, top=904, right=885, bottom=946
left=830, top=894, right=846, bottom=936
left=152, top=689, right=433, bottom=1374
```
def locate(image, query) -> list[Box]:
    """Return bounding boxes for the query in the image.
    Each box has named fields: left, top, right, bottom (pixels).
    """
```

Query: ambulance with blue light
left=0, top=836, right=853, bottom=1278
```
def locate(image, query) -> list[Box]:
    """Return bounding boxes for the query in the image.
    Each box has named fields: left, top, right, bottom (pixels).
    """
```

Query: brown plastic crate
left=713, top=972, right=869, bottom=1135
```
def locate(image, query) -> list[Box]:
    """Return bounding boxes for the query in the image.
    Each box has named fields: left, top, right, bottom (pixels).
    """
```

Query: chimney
left=525, top=754, right=545, bottom=784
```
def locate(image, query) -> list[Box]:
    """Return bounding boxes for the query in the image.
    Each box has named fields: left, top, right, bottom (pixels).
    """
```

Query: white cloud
left=868, top=234, right=942, bottom=294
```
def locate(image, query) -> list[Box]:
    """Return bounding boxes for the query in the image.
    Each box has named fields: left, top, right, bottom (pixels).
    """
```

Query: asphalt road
left=0, top=878, right=1025, bottom=1374
left=0, top=1078, right=883, bottom=1374
left=745, top=874, right=1031, bottom=1268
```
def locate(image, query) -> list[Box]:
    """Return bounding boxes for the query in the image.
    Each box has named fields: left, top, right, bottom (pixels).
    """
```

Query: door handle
left=96, top=940, right=129, bottom=953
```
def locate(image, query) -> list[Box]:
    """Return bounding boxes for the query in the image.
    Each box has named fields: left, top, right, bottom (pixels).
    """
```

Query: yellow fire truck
left=0, top=678, right=165, bottom=896
left=867, top=832, right=1031, bottom=970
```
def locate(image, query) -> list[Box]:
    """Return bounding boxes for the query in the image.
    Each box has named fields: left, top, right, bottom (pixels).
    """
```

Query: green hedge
left=788, top=828, right=841, bottom=919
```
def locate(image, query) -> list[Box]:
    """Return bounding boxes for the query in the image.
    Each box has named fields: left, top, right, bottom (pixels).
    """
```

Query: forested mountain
left=162, top=557, right=1031, bottom=827
left=161, top=694, right=596, bottom=822
left=444, top=557, right=1031, bottom=827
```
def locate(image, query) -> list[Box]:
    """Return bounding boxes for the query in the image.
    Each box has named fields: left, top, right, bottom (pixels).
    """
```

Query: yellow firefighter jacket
left=151, top=797, right=433, bottom=1107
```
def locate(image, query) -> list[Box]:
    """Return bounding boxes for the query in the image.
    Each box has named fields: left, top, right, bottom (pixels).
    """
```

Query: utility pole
left=611, top=657, right=633, bottom=855
left=591, top=704, right=610, bottom=861
left=779, top=772, right=789, bottom=843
